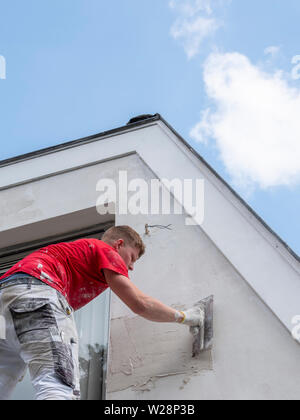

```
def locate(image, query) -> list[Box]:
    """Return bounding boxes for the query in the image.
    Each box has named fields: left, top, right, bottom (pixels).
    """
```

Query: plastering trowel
left=190, top=295, right=214, bottom=357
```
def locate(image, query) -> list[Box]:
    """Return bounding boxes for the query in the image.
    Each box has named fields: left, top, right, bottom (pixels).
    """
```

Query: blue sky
left=0, top=0, right=299, bottom=255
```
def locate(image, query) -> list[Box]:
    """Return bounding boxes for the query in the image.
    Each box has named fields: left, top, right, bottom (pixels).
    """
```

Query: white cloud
left=264, top=46, right=280, bottom=58
left=171, top=16, right=219, bottom=59
left=169, top=0, right=226, bottom=59
left=190, top=52, right=300, bottom=189
left=169, top=0, right=213, bottom=16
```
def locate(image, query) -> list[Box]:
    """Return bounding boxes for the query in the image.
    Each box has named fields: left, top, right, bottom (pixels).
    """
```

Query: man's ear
left=116, top=239, right=125, bottom=250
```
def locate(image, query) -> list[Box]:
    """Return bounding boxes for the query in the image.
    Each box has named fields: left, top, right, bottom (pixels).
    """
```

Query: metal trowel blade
left=192, top=295, right=214, bottom=357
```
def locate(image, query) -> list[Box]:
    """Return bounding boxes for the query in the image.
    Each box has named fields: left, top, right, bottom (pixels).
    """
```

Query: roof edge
left=0, top=114, right=161, bottom=168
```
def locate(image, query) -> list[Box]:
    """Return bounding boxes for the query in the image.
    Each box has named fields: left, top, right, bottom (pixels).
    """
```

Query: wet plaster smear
left=107, top=316, right=213, bottom=393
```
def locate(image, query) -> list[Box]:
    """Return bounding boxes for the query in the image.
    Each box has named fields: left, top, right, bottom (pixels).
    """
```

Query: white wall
left=103, top=154, right=300, bottom=400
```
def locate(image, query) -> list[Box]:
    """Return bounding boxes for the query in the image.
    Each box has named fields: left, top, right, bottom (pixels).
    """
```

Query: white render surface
left=111, top=208, right=300, bottom=400
left=107, top=158, right=300, bottom=400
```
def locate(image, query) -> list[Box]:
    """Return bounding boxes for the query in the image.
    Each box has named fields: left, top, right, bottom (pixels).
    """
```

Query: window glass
left=10, top=289, right=110, bottom=400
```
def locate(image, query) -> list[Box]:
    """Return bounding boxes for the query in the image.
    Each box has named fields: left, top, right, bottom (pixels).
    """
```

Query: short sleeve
left=95, top=242, right=129, bottom=281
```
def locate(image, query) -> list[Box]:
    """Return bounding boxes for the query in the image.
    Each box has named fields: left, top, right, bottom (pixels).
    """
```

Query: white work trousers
left=0, top=274, right=80, bottom=400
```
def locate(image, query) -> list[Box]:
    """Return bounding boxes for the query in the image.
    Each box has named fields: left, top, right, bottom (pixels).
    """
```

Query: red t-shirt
left=0, top=238, right=129, bottom=311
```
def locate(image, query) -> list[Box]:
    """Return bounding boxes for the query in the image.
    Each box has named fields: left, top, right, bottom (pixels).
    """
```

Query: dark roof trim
left=0, top=114, right=160, bottom=168
left=0, top=112, right=298, bottom=263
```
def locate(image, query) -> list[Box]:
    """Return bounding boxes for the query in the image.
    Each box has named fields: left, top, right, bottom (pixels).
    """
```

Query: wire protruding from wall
left=145, top=224, right=172, bottom=235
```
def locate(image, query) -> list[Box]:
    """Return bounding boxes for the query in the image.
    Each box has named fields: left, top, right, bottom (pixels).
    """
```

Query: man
left=0, top=226, right=203, bottom=400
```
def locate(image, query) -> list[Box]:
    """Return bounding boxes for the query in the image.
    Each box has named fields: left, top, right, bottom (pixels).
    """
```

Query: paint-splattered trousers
left=0, top=273, right=80, bottom=400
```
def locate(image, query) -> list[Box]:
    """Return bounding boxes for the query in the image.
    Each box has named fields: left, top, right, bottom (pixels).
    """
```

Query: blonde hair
left=102, top=226, right=145, bottom=258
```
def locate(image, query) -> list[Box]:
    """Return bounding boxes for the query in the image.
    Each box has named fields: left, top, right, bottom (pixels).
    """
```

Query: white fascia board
left=0, top=120, right=299, bottom=333
left=0, top=124, right=154, bottom=190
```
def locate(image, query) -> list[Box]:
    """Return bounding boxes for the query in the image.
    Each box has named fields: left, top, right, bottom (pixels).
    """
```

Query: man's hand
left=179, top=306, right=205, bottom=327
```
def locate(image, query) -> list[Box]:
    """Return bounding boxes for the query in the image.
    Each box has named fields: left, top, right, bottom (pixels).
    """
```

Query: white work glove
left=176, top=306, right=206, bottom=352
left=175, top=306, right=205, bottom=327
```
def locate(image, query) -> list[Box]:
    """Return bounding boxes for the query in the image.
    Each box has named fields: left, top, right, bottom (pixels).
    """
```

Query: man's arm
left=103, top=269, right=180, bottom=323
left=103, top=269, right=204, bottom=328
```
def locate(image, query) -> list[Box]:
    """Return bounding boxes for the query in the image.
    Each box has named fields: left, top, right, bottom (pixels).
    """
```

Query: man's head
left=102, top=226, right=145, bottom=271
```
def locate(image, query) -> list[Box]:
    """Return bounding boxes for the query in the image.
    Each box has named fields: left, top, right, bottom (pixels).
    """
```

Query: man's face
left=114, top=240, right=139, bottom=271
